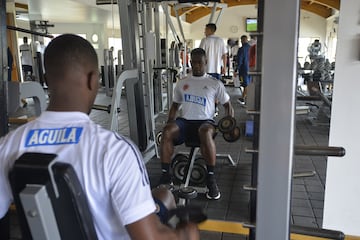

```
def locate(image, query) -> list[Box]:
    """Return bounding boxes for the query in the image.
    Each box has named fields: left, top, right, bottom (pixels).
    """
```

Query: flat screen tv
left=246, top=18, right=257, bottom=32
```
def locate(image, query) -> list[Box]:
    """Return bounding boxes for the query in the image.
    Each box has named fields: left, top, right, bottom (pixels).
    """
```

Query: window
left=108, top=37, right=123, bottom=65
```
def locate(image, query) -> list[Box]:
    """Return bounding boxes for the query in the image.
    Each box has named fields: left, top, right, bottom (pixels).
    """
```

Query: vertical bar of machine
left=248, top=0, right=264, bottom=238
left=256, top=0, right=300, bottom=239
left=0, top=0, right=8, bottom=137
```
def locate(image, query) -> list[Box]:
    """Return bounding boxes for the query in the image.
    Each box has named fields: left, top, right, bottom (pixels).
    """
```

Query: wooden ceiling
left=170, top=0, right=340, bottom=23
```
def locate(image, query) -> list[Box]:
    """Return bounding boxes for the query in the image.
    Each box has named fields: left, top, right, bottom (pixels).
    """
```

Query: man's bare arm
left=167, top=102, right=180, bottom=122
left=223, top=101, right=234, bottom=117
left=126, top=213, right=199, bottom=240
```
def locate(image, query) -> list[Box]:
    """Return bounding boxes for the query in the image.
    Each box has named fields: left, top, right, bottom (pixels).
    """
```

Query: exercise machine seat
left=9, top=152, right=98, bottom=240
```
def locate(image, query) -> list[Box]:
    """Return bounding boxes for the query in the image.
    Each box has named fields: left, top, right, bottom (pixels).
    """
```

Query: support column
left=323, top=0, right=360, bottom=235
left=256, top=0, right=299, bottom=239
left=118, top=0, right=147, bottom=151
left=0, top=1, right=9, bottom=238
left=0, top=0, right=8, bottom=137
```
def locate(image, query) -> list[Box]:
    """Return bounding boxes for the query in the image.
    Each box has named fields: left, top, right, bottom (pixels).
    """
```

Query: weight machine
left=112, top=0, right=211, bottom=162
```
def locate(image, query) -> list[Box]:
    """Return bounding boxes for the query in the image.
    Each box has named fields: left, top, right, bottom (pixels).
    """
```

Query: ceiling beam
left=301, top=1, right=333, bottom=18
left=224, top=0, right=257, bottom=7
left=14, top=2, right=28, bottom=11
left=170, top=0, right=339, bottom=23
left=171, top=5, right=200, bottom=16
left=307, top=0, right=340, bottom=10
left=185, top=7, right=213, bottom=23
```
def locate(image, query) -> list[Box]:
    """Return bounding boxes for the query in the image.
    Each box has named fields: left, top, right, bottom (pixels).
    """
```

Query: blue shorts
left=173, top=118, right=216, bottom=146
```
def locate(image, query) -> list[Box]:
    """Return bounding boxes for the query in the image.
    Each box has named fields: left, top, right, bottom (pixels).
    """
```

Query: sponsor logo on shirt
left=25, top=127, right=83, bottom=147
left=184, top=94, right=206, bottom=106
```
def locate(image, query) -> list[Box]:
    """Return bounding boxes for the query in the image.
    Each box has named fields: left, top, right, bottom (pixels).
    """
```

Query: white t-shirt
left=199, top=35, right=228, bottom=74
left=0, top=111, right=156, bottom=240
left=231, top=45, right=239, bottom=57
left=173, top=74, right=230, bottom=120
left=19, top=43, right=33, bottom=66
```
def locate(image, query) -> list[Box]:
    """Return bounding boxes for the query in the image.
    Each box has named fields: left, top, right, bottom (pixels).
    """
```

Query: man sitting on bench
left=0, top=34, right=199, bottom=240
left=159, top=48, right=234, bottom=200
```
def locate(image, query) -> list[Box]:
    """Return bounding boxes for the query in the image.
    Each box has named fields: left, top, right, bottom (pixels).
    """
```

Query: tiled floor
left=7, top=85, right=331, bottom=239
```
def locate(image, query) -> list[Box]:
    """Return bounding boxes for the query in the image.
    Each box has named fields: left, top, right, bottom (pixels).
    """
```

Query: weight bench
left=9, top=152, right=98, bottom=240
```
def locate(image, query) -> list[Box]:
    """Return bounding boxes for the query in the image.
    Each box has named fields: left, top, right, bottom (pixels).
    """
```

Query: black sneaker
left=159, top=172, right=173, bottom=186
left=206, top=175, right=221, bottom=200
left=237, top=97, right=245, bottom=105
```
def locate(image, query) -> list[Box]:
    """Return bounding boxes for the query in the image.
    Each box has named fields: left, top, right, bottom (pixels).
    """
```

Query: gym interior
left=1, top=0, right=360, bottom=239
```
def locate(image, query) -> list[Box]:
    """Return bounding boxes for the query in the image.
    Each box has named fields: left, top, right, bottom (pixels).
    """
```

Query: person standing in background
left=230, top=40, right=239, bottom=70
left=199, top=23, right=228, bottom=81
left=199, top=23, right=228, bottom=116
left=236, top=35, right=251, bottom=105
left=19, top=36, right=33, bottom=81
left=7, top=47, right=13, bottom=82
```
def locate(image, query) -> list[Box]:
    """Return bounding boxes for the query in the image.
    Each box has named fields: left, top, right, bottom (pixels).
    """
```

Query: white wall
left=299, top=11, right=327, bottom=42
left=187, top=5, right=327, bottom=47
left=323, top=0, right=360, bottom=236
left=15, top=20, right=107, bottom=65
left=43, top=22, right=106, bottom=65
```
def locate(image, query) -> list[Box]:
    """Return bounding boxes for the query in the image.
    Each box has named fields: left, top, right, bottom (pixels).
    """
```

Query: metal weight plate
left=172, top=154, right=189, bottom=182
left=223, top=126, right=241, bottom=142
left=190, top=157, right=207, bottom=185
left=218, top=116, right=236, bottom=133
left=178, top=186, right=198, bottom=199
left=156, top=131, right=162, bottom=146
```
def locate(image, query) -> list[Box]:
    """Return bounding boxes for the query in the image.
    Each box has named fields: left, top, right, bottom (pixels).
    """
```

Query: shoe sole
left=206, top=192, right=221, bottom=200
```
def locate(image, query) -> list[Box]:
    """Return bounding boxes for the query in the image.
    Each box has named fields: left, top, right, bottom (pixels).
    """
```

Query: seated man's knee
left=162, top=124, right=179, bottom=141
left=198, top=124, right=215, bottom=138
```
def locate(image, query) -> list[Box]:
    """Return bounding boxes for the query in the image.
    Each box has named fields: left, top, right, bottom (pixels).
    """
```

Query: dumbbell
left=217, top=116, right=240, bottom=142
left=223, top=126, right=241, bottom=142
left=166, top=205, right=207, bottom=227
left=217, top=116, right=236, bottom=133
left=178, top=187, right=198, bottom=204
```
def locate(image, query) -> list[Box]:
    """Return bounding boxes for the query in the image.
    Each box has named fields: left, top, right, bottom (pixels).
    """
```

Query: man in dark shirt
left=236, top=35, right=251, bottom=104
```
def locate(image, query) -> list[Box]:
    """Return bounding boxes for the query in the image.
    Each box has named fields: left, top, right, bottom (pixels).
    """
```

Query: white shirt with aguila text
left=173, top=74, right=230, bottom=120
left=0, top=111, right=156, bottom=240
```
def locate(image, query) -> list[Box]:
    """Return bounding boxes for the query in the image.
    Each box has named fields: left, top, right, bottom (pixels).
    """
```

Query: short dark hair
left=44, top=34, right=98, bottom=78
left=191, top=48, right=206, bottom=58
left=206, top=23, right=217, bottom=32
